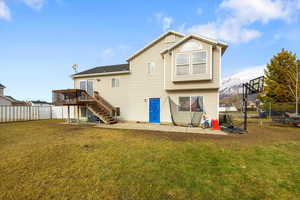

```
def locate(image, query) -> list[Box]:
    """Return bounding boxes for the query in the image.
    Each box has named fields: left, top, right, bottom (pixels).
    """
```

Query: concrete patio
left=95, top=122, right=227, bottom=135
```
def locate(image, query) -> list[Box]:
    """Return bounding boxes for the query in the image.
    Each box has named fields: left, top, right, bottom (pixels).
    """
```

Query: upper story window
left=148, top=62, right=155, bottom=75
left=176, top=54, right=189, bottom=75
left=175, top=50, right=207, bottom=76
left=192, top=51, right=207, bottom=74
left=112, top=78, right=119, bottom=88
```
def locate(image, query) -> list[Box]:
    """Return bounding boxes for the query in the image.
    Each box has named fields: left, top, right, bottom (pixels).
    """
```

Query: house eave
left=71, top=71, right=130, bottom=79
left=160, top=34, right=228, bottom=56
left=165, top=87, right=220, bottom=91
left=126, top=30, right=185, bottom=61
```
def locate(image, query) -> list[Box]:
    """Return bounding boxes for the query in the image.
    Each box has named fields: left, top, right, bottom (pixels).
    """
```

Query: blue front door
left=149, top=98, right=160, bottom=123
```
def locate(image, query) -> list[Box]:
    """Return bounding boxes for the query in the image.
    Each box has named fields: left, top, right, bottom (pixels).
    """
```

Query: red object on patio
left=212, top=120, right=220, bottom=130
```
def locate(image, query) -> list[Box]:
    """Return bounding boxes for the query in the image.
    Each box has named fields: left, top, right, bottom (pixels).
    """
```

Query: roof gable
left=0, top=83, right=5, bottom=88
left=161, top=34, right=228, bottom=55
left=126, top=30, right=184, bottom=61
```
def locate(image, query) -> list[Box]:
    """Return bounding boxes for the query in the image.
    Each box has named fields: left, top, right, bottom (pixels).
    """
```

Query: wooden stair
left=86, top=92, right=118, bottom=124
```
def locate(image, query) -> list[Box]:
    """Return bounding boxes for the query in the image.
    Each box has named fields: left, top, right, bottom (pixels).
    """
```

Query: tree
left=261, top=49, right=300, bottom=113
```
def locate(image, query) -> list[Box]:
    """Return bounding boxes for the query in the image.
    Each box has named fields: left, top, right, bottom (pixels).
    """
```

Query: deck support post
left=67, top=105, right=70, bottom=124
left=77, top=105, right=80, bottom=123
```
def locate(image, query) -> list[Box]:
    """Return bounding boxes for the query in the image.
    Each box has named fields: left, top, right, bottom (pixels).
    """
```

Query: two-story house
left=70, top=30, right=228, bottom=124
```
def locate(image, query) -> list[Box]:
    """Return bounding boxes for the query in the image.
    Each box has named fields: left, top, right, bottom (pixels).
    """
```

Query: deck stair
left=86, top=92, right=118, bottom=124
left=52, top=89, right=118, bottom=124
left=87, top=102, right=117, bottom=124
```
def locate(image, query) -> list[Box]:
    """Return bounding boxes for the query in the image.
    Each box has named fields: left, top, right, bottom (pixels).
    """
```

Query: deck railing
left=52, top=89, right=118, bottom=117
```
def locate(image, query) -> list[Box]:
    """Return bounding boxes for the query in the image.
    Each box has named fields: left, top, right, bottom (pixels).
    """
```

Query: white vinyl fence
left=0, top=105, right=76, bottom=123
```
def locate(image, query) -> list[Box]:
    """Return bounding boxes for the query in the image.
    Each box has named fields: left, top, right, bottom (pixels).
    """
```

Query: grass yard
left=0, top=120, right=300, bottom=200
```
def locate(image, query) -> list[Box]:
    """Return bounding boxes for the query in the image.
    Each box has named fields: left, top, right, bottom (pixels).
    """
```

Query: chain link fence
left=220, top=102, right=300, bottom=128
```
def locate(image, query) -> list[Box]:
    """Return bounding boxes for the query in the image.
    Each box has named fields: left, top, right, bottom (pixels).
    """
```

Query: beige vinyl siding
left=74, top=74, right=130, bottom=121
left=73, top=32, right=222, bottom=123
left=164, top=38, right=221, bottom=90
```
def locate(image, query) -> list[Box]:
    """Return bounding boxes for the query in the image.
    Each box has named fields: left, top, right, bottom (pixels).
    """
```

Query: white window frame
left=112, top=78, right=120, bottom=88
left=80, top=80, right=87, bottom=91
left=178, top=96, right=204, bottom=112
left=148, top=62, right=155, bottom=75
left=175, top=50, right=207, bottom=76
left=175, top=53, right=190, bottom=76
left=191, top=50, right=207, bottom=75
left=79, top=80, right=94, bottom=95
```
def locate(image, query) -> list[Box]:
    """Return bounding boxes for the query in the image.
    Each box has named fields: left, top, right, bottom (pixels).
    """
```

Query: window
left=81, top=107, right=87, bottom=117
left=192, top=51, right=206, bottom=74
left=175, top=50, right=207, bottom=76
left=80, top=80, right=87, bottom=91
left=176, top=54, right=189, bottom=75
left=148, top=62, right=155, bottom=74
left=112, top=78, right=119, bottom=88
left=87, top=80, right=94, bottom=96
left=116, top=107, right=120, bottom=116
left=191, top=96, right=204, bottom=112
left=178, top=97, right=190, bottom=111
left=178, top=96, right=203, bottom=112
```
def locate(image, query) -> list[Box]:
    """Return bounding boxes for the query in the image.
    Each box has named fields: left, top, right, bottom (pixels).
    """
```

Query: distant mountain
left=220, top=65, right=265, bottom=98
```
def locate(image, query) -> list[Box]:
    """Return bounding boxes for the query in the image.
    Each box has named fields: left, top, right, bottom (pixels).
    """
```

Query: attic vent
left=165, top=35, right=176, bottom=43
left=181, top=40, right=203, bottom=52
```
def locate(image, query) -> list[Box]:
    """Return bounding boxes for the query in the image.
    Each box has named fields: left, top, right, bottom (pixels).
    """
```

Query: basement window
left=178, top=96, right=204, bottom=112
left=81, top=107, right=87, bottom=117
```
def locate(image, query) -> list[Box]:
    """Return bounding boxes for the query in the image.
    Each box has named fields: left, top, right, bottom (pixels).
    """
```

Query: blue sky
left=1, top=0, right=300, bottom=101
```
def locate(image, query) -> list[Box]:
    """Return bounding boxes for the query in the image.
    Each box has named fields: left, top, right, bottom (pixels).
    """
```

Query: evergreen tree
left=262, top=49, right=300, bottom=104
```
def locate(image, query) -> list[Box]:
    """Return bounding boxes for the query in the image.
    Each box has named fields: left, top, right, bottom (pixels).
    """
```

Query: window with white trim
left=192, top=51, right=207, bottom=74
left=175, top=50, right=207, bottom=76
left=178, top=96, right=204, bottom=112
left=176, top=54, right=189, bottom=75
left=112, top=78, right=119, bottom=88
left=148, top=62, right=155, bottom=74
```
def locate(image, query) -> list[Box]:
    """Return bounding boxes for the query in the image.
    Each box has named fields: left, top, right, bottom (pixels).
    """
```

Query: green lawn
left=0, top=120, right=300, bottom=200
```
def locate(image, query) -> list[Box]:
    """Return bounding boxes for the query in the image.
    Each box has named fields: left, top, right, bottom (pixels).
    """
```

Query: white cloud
left=155, top=12, right=173, bottom=31
left=22, top=0, right=46, bottom=10
left=196, top=8, right=202, bottom=15
left=0, top=0, right=46, bottom=21
left=184, top=0, right=300, bottom=43
left=0, top=0, right=10, bottom=21
left=101, top=48, right=114, bottom=58
left=99, top=45, right=131, bottom=64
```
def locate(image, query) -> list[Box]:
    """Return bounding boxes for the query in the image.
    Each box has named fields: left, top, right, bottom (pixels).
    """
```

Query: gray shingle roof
left=74, top=64, right=129, bottom=76
left=0, top=83, right=5, bottom=88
